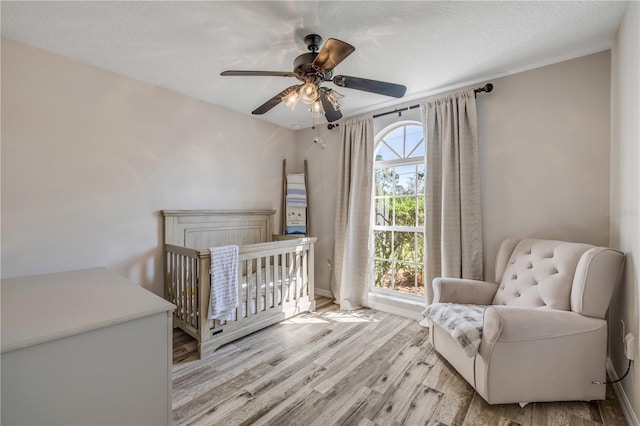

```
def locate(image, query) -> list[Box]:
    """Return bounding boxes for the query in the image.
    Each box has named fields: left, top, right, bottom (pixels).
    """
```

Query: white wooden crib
left=163, top=210, right=316, bottom=358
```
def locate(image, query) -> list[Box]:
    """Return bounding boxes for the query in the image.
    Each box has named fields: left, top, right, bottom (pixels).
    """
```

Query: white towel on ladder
left=208, top=245, right=239, bottom=321
left=287, top=173, right=306, bottom=184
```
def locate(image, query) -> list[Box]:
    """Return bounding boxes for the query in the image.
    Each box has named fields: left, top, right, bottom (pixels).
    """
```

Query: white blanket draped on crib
left=208, top=245, right=239, bottom=321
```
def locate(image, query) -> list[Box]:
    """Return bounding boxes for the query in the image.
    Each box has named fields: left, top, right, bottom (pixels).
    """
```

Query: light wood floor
left=172, top=299, right=627, bottom=426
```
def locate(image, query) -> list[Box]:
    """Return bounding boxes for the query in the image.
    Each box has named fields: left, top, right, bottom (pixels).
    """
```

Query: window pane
left=374, top=198, right=392, bottom=226
left=408, top=140, right=425, bottom=158
left=417, top=196, right=425, bottom=226
left=394, top=164, right=416, bottom=195
left=375, top=168, right=397, bottom=196
left=406, top=124, right=423, bottom=140
left=416, top=232, right=424, bottom=264
left=417, top=164, right=425, bottom=195
left=394, top=262, right=416, bottom=295
left=373, top=260, right=393, bottom=290
left=394, top=197, right=416, bottom=227
left=406, top=125, right=424, bottom=158
left=393, top=232, right=415, bottom=262
left=383, top=127, right=405, bottom=157
left=373, top=230, right=392, bottom=259
left=375, top=142, right=400, bottom=161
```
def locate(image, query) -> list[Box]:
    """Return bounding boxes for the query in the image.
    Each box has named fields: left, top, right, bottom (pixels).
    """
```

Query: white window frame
left=370, top=120, right=425, bottom=301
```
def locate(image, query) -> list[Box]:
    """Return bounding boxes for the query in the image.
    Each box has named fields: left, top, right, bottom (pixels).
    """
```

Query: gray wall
left=478, top=51, right=611, bottom=281
left=609, top=1, right=640, bottom=421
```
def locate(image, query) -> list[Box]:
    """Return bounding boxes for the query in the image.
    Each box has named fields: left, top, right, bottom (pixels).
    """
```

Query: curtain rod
left=371, top=83, right=494, bottom=119
left=327, top=83, right=494, bottom=128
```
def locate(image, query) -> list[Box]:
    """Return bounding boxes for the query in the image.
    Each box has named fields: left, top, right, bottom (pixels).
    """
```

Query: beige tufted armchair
left=425, top=238, right=624, bottom=405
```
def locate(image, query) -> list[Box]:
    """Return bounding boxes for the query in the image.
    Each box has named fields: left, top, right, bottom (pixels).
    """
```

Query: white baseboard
left=367, top=293, right=423, bottom=320
left=606, top=358, right=639, bottom=426
left=313, top=289, right=423, bottom=321
left=314, top=288, right=333, bottom=299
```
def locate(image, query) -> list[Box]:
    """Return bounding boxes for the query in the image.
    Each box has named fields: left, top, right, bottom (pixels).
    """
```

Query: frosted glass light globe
left=300, top=82, right=318, bottom=104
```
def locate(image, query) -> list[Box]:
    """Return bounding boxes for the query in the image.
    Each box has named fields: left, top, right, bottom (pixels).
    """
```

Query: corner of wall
left=608, top=1, right=640, bottom=423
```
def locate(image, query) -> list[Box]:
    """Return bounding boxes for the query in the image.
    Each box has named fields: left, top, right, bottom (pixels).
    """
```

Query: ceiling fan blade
left=333, top=75, right=406, bottom=98
left=312, top=38, right=355, bottom=72
left=252, top=85, right=301, bottom=115
left=320, top=92, right=343, bottom=123
left=221, top=70, right=297, bottom=77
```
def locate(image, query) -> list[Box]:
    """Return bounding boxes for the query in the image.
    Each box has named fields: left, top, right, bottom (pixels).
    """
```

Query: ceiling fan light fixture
left=282, top=87, right=301, bottom=110
left=325, top=89, right=345, bottom=110
left=221, top=34, right=406, bottom=119
left=300, top=82, right=319, bottom=104
left=310, top=98, right=325, bottom=117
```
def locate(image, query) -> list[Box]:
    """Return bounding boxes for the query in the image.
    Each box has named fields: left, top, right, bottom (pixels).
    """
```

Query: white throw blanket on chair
left=424, top=303, right=485, bottom=357
left=208, top=245, right=239, bottom=321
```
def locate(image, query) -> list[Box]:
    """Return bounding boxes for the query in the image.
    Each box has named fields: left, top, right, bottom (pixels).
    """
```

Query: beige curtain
left=332, top=116, right=374, bottom=310
left=423, top=90, right=483, bottom=304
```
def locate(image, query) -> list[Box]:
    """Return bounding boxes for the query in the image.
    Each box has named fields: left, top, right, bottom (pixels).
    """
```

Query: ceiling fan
left=221, top=34, right=407, bottom=123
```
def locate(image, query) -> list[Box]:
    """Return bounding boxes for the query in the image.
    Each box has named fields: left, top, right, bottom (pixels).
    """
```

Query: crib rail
left=164, top=237, right=316, bottom=349
left=164, top=244, right=203, bottom=336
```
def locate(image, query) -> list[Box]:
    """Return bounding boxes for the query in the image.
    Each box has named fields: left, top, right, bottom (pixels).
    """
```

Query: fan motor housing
left=293, top=52, right=319, bottom=78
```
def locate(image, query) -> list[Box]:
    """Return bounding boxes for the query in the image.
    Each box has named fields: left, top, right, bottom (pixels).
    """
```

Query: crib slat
left=165, top=251, right=171, bottom=303
left=184, top=255, right=189, bottom=323
left=190, top=257, right=196, bottom=328
left=175, top=253, right=180, bottom=319
left=167, top=252, right=172, bottom=304
left=302, top=249, right=308, bottom=298
left=272, top=254, right=277, bottom=308
left=188, top=257, right=192, bottom=327
left=183, top=254, right=188, bottom=323
left=296, top=251, right=302, bottom=299
left=176, top=254, right=182, bottom=322
left=265, top=255, right=272, bottom=310
left=172, top=253, right=177, bottom=306
left=170, top=253, right=176, bottom=313
left=256, top=256, right=263, bottom=313
left=193, top=256, right=198, bottom=328
left=185, top=255, right=190, bottom=325
left=308, top=241, right=315, bottom=303
left=199, top=251, right=211, bottom=345
left=183, top=255, right=189, bottom=324
left=180, top=254, right=185, bottom=323
left=292, top=252, right=297, bottom=302
left=246, top=258, right=253, bottom=318
left=175, top=253, right=180, bottom=320
left=193, top=257, right=197, bottom=327
left=184, top=256, right=189, bottom=326
left=272, top=254, right=277, bottom=309
left=281, top=253, right=287, bottom=305
left=289, top=252, right=295, bottom=303
left=297, top=249, right=302, bottom=297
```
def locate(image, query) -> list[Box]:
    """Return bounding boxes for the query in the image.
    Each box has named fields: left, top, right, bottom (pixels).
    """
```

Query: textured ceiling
left=1, top=1, right=629, bottom=129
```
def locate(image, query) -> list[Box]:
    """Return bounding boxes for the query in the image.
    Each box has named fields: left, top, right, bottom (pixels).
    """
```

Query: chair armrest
left=433, top=278, right=499, bottom=304
left=482, top=306, right=607, bottom=346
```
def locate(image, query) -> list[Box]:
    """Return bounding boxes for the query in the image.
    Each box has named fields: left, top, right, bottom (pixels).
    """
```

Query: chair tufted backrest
left=492, top=239, right=594, bottom=310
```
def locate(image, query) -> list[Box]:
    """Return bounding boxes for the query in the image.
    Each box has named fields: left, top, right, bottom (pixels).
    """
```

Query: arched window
left=371, top=121, right=425, bottom=299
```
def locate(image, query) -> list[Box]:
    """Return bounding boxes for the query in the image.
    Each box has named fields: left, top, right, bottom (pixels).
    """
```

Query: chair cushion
left=424, top=303, right=485, bottom=357
left=492, top=239, right=593, bottom=310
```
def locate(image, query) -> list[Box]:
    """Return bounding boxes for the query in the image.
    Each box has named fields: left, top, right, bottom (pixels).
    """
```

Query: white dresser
left=1, top=267, right=176, bottom=426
